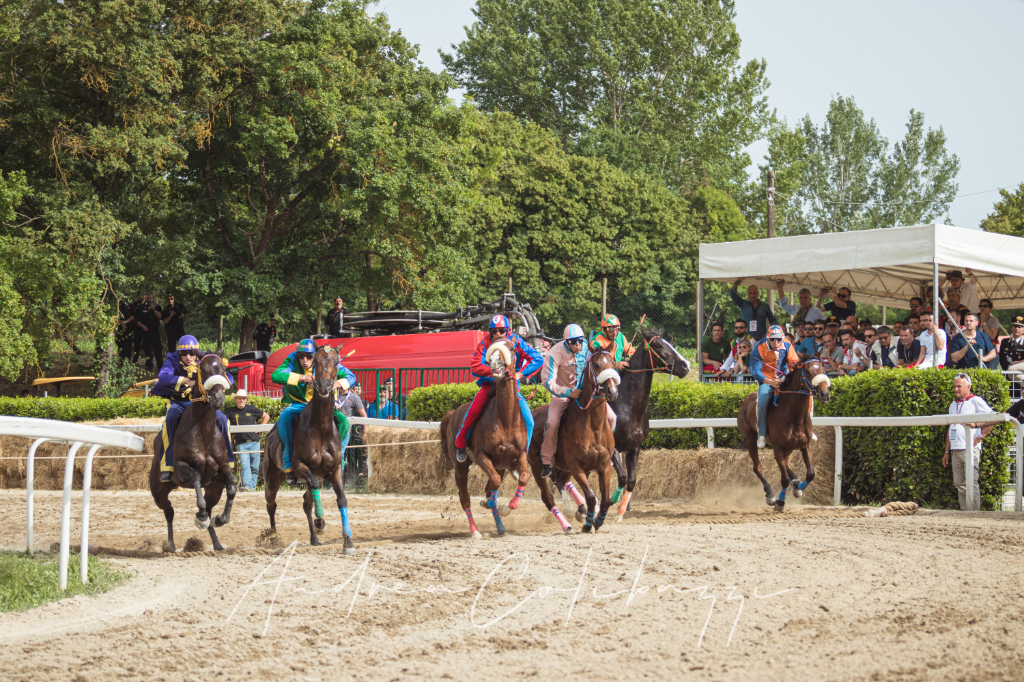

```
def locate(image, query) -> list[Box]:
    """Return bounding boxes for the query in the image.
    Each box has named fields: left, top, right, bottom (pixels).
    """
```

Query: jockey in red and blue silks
left=455, top=315, right=543, bottom=462
left=749, top=324, right=802, bottom=448
left=151, top=334, right=234, bottom=483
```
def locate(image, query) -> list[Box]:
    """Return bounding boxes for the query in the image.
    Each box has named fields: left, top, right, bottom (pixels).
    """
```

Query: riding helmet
left=563, top=323, right=585, bottom=341
left=490, top=315, right=510, bottom=330
left=767, top=325, right=785, bottom=340
left=601, top=314, right=621, bottom=328
left=296, top=338, right=317, bottom=355
left=176, top=335, right=200, bottom=353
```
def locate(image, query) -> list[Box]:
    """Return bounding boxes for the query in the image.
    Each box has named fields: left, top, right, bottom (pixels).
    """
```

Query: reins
left=189, top=354, right=225, bottom=403
left=573, top=350, right=611, bottom=410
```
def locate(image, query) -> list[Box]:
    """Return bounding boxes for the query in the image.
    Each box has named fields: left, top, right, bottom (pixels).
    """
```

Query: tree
left=441, top=0, right=770, bottom=190
left=980, top=183, right=1024, bottom=237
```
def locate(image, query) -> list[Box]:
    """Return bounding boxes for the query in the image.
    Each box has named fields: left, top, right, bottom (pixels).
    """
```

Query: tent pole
left=933, top=263, right=940, bottom=366
left=696, top=279, right=704, bottom=382
left=881, top=306, right=887, bottom=325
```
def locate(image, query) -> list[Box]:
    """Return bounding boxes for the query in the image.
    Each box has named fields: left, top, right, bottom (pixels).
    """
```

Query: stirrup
left=541, top=465, right=552, bottom=478
left=159, top=471, right=173, bottom=483
left=455, top=448, right=468, bottom=463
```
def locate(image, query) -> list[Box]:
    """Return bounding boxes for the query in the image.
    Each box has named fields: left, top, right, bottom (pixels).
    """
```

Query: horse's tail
left=438, top=409, right=456, bottom=475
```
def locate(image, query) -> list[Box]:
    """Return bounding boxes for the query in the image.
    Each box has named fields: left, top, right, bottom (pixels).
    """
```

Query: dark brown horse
left=263, top=345, right=354, bottom=554
left=527, top=350, right=620, bottom=533
left=440, top=341, right=530, bottom=538
left=609, top=328, right=691, bottom=520
left=150, top=354, right=236, bottom=552
left=737, top=358, right=831, bottom=511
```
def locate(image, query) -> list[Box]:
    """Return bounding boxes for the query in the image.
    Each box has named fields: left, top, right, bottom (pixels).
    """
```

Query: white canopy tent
left=696, top=224, right=1024, bottom=369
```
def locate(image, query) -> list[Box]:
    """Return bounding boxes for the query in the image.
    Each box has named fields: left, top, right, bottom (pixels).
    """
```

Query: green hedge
left=816, top=368, right=1012, bottom=510
left=405, top=382, right=552, bottom=422
left=645, top=381, right=756, bottom=449
left=0, top=397, right=168, bottom=421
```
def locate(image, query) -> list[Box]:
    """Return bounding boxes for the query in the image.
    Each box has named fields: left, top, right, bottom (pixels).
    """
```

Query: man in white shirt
left=917, top=312, right=947, bottom=369
left=775, top=281, right=825, bottom=325
left=944, top=269, right=980, bottom=314
left=943, top=373, right=994, bottom=511
left=837, top=329, right=864, bottom=376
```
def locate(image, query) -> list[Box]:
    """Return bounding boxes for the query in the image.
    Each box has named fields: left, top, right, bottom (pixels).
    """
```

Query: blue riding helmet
left=176, top=335, right=200, bottom=353
left=296, top=338, right=317, bottom=355
left=490, top=315, right=511, bottom=330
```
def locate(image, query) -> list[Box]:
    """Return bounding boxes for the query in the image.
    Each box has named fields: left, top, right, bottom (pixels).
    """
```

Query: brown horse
left=149, top=354, right=236, bottom=552
left=527, top=350, right=620, bottom=533
left=263, top=345, right=354, bottom=554
left=440, top=341, right=530, bottom=538
left=737, top=358, right=831, bottom=512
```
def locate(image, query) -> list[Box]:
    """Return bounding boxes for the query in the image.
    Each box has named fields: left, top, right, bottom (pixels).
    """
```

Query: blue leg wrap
left=595, top=510, right=608, bottom=526
left=487, top=489, right=499, bottom=510
left=778, top=489, right=787, bottom=501
left=798, top=481, right=808, bottom=491
left=340, top=507, right=352, bottom=537
left=585, top=510, right=596, bottom=526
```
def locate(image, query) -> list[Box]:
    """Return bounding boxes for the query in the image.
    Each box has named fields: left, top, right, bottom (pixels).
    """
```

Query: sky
left=372, top=0, right=1024, bottom=230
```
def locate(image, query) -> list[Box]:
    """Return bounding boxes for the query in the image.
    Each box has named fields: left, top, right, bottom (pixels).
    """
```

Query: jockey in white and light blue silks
left=749, top=325, right=802, bottom=449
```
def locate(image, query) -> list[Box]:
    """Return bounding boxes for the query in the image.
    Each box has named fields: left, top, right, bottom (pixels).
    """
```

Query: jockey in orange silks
left=454, top=315, right=543, bottom=463
left=749, top=325, right=802, bottom=449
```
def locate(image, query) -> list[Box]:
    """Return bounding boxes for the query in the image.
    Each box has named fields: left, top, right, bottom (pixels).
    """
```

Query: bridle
left=774, top=359, right=825, bottom=400
left=574, top=350, right=613, bottom=410
left=189, top=354, right=225, bottom=403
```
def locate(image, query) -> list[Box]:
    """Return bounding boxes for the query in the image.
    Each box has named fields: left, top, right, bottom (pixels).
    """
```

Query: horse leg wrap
left=611, top=486, right=624, bottom=504
left=798, top=481, right=808, bottom=491
left=508, top=485, right=526, bottom=511
left=595, top=509, right=608, bottom=527
left=339, top=507, right=351, bottom=537
left=464, top=508, right=480, bottom=534
left=311, top=488, right=324, bottom=519
left=778, top=489, right=787, bottom=501
left=565, top=482, right=586, bottom=507
left=551, top=507, right=571, bottom=532
left=487, top=489, right=499, bottom=511
left=585, top=509, right=596, bottom=527
left=617, top=491, right=632, bottom=518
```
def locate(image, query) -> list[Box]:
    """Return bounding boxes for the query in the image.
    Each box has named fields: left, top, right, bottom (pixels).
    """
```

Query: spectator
left=352, top=382, right=363, bottom=399
left=19, top=389, right=30, bottom=398
left=943, top=373, right=993, bottom=511
left=162, top=295, right=187, bottom=351
left=876, top=326, right=898, bottom=368
left=784, top=333, right=797, bottom=345
left=335, top=379, right=368, bottom=483
left=945, top=307, right=964, bottom=337
left=837, top=329, right=864, bottom=376
left=325, top=297, right=350, bottom=338
left=730, top=319, right=754, bottom=351
left=253, top=315, right=277, bottom=352
left=775, top=281, right=825, bottom=326
left=368, top=377, right=406, bottom=420
left=907, top=315, right=921, bottom=335
left=999, top=315, right=1024, bottom=371
left=917, top=312, right=947, bottom=369
left=820, top=333, right=844, bottom=372
left=859, top=318, right=874, bottom=334
left=858, top=327, right=880, bottom=368
left=892, top=320, right=904, bottom=336
left=800, top=321, right=814, bottom=342
left=977, top=299, right=1005, bottom=348
left=116, top=299, right=135, bottom=360
left=701, top=322, right=731, bottom=374
left=730, top=280, right=776, bottom=340
left=943, top=288, right=968, bottom=326
left=948, top=312, right=997, bottom=369
left=223, top=389, right=270, bottom=492
left=943, top=269, right=980, bottom=313
left=896, top=327, right=924, bottom=367
left=817, top=286, right=857, bottom=322
left=798, top=321, right=825, bottom=357
left=719, top=339, right=751, bottom=381
left=134, top=294, right=163, bottom=371
left=908, top=297, right=924, bottom=318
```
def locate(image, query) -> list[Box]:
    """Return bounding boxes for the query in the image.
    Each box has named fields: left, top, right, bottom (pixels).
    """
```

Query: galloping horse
left=527, top=350, right=620, bottom=533
left=150, top=354, right=236, bottom=552
left=609, top=328, right=690, bottom=520
left=263, top=345, right=354, bottom=554
left=440, top=342, right=530, bottom=538
left=737, top=358, right=830, bottom=511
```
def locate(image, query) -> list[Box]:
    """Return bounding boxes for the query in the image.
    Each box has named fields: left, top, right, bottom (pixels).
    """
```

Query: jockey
left=455, top=315, right=543, bottom=463
left=152, top=335, right=233, bottom=483
left=270, top=339, right=355, bottom=485
left=591, top=314, right=635, bottom=370
left=540, top=324, right=617, bottom=478
left=749, top=325, right=802, bottom=449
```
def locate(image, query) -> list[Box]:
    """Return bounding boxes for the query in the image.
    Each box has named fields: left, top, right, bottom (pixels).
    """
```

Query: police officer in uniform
left=116, top=299, right=135, bottom=360
left=162, top=295, right=187, bottom=351
left=134, top=294, right=163, bottom=371
left=999, top=315, right=1024, bottom=372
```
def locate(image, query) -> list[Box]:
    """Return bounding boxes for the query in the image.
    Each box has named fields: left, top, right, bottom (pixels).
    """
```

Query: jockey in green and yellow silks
left=271, top=339, right=355, bottom=485
left=591, top=314, right=635, bottom=370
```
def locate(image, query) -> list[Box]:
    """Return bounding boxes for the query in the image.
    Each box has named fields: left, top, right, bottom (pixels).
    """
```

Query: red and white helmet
left=767, top=325, right=785, bottom=340
left=490, top=315, right=510, bottom=330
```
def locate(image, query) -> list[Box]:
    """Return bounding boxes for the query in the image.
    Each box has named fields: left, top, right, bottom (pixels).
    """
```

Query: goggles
left=297, top=352, right=314, bottom=360
left=567, top=337, right=584, bottom=345
left=492, top=327, right=508, bottom=334
left=178, top=350, right=197, bottom=357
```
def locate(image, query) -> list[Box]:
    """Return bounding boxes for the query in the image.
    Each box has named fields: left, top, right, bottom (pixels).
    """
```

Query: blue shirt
left=796, top=338, right=823, bottom=357
left=729, top=289, right=776, bottom=340
left=948, top=331, right=995, bottom=369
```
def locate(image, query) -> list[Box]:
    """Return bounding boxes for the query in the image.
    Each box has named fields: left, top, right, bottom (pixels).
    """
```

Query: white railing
left=0, top=417, right=145, bottom=590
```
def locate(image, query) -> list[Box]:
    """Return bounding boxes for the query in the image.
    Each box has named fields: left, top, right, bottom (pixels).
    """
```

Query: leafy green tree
left=980, top=183, right=1024, bottom=237
left=441, top=0, right=770, bottom=190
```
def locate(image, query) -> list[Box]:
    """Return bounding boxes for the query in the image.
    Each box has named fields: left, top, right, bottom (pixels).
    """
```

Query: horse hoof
left=498, top=504, right=511, bottom=517
left=511, top=470, right=519, bottom=481
left=616, top=515, right=624, bottom=522
left=342, top=538, right=355, bottom=556
left=575, top=511, right=586, bottom=523
left=793, top=487, right=804, bottom=499
left=774, top=501, right=786, bottom=513
left=470, top=531, right=482, bottom=540
left=310, top=535, right=322, bottom=546
left=564, top=526, right=574, bottom=534
left=213, top=543, right=226, bottom=552
left=581, top=525, right=593, bottom=534
left=213, top=515, right=227, bottom=528
left=314, top=519, right=326, bottom=535
left=766, top=496, right=776, bottom=507
left=479, top=498, right=490, bottom=509
left=195, top=515, right=210, bottom=530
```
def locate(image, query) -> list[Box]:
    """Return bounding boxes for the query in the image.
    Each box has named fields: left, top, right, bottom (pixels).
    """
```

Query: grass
left=0, top=551, right=131, bottom=613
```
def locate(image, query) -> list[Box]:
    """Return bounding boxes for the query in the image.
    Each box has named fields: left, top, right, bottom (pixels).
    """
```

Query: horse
left=439, top=342, right=530, bottom=539
left=149, top=354, right=236, bottom=552
left=736, top=358, right=831, bottom=512
left=263, top=345, right=354, bottom=554
left=609, top=328, right=691, bottom=520
left=527, top=350, right=621, bottom=533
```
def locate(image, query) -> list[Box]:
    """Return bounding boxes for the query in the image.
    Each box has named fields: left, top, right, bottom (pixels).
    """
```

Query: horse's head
left=313, top=345, right=340, bottom=399
left=591, top=350, right=621, bottom=402
left=642, top=328, right=690, bottom=378
left=801, top=357, right=831, bottom=403
left=199, top=354, right=230, bottom=410
left=486, top=341, right=514, bottom=379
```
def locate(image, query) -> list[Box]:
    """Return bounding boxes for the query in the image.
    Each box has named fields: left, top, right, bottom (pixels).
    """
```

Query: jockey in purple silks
left=454, top=315, right=543, bottom=463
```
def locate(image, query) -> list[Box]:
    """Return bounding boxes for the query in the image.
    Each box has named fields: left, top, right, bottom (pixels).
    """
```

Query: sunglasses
left=493, top=328, right=508, bottom=334
left=837, top=294, right=848, bottom=299
left=297, top=353, right=314, bottom=360
left=568, top=338, right=584, bottom=345
left=980, top=304, right=992, bottom=308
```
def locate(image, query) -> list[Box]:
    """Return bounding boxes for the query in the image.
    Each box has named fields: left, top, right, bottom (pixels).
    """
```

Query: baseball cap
left=235, top=389, right=247, bottom=398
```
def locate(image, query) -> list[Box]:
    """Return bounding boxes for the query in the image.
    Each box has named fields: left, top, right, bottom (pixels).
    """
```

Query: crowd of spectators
left=116, top=294, right=189, bottom=371
left=709, top=270, right=1024, bottom=381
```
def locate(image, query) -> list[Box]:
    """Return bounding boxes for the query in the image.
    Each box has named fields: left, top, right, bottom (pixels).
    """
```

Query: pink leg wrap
left=565, top=481, right=586, bottom=507
left=551, top=507, right=571, bottom=531
left=464, top=508, right=479, bottom=534
left=617, top=490, right=632, bottom=517
left=508, top=484, right=526, bottom=511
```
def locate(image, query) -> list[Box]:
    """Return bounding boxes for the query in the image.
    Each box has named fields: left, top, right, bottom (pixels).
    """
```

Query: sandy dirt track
left=1, top=490, right=1023, bottom=682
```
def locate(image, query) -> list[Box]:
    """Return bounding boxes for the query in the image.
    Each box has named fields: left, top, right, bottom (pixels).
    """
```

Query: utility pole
left=601, top=278, right=607, bottom=319
left=767, top=169, right=776, bottom=312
